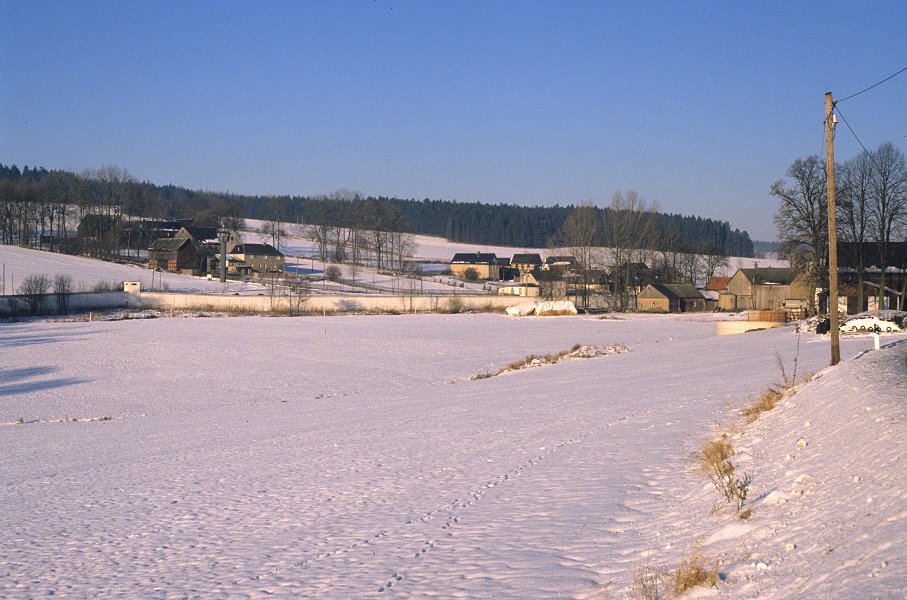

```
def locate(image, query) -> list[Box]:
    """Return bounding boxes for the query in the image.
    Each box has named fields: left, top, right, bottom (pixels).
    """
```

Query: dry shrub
left=741, top=386, right=783, bottom=422
left=672, top=550, right=719, bottom=594
left=700, top=437, right=750, bottom=512
left=632, top=565, right=662, bottom=599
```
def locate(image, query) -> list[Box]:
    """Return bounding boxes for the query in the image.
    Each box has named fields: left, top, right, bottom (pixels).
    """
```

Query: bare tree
left=868, top=143, right=907, bottom=310
left=53, top=273, right=74, bottom=314
left=557, top=203, right=600, bottom=308
left=606, top=191, right=659, bottom=310
left=771, top=156, right=827, bottom=315
left=838, top=151, right=874, bottom=311
left=19, top=274, right=50, bottom=315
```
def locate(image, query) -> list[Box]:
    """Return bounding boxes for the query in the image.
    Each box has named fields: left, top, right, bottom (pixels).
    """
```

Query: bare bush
left=53, top=273, right=74, bottom=314
left=324, top=265, right=342, bottom=282
left=19, top=274, right=50, bottom=315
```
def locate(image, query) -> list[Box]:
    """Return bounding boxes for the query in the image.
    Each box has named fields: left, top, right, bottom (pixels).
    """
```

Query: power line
left=836, top=64, right=907, bottom=103
left=833, top=104, right=887, bottom=175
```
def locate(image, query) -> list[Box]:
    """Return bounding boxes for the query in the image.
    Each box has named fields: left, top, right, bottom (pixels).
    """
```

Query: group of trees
left=773, top=142, right=907, bottom=311
left=555, top=191, right=731, bottom=309
left=0, top=164, right=246, bottom=257
left=1, top=164, right=754, bottom=286
left=301, top=192, right=415, bottom=272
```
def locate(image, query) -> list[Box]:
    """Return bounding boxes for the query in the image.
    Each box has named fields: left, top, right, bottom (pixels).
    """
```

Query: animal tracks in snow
left=243, top=412, right=638, bottom=593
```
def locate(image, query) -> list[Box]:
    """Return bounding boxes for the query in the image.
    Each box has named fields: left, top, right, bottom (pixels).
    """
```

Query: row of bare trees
left=303, top=192, right=415, bottom=272
left=557, top=191, right=730, bottom=309
left=0, top=164, right=248, bottom=258
left=772, top=142, right=907, bottom=312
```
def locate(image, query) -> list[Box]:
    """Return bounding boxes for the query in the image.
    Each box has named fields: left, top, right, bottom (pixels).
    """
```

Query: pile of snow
left=505, top=300, right=577, bottom=317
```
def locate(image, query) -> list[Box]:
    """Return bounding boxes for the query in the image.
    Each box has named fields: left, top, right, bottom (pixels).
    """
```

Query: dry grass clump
left=632, top=565, right=662, bottom=599
left=505, top=344, right=583, bottom=371
left=671, top=550, right=719, bottom=594
left=700, top=437, right=750, bottom=512
left=741, top=386, right=784, bottom=422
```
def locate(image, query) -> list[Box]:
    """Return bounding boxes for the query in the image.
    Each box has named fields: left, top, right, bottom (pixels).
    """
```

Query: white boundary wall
left=126, top=292, right=528, bottom=314
left=0, top=292, right=127, bottom=317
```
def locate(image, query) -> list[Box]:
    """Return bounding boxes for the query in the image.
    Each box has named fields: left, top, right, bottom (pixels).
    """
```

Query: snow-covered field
left=2, top=311, right=905, bottom=598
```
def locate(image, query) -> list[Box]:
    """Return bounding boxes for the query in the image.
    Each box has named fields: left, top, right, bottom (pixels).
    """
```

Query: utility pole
left=825, top=92, right=841, bottom=365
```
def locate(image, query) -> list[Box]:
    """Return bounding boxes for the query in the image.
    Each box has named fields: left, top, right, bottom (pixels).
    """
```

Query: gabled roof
left=232, top=243, right=283, bottom=256
left=149, top=237, right=192, bottom=252
left=546, top=255, right=577, bottom=265
left=703, top=276, right=732, bottom=291
left=511, top=253, right=543, bottom=265
left=451, top=252, right=497, bottom=264
left=737, top=267, right=799, bottom=285
left=178, top=226, right=219, bottom=243
left=649, top=282, right=704, bottom=300
left=526, top=268, right=564, bottom=283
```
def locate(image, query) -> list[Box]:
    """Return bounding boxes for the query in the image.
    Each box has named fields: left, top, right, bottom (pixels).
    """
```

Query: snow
left=2, top=309, right=906, bottom=598
left=0, top=245, right=265, bottom=294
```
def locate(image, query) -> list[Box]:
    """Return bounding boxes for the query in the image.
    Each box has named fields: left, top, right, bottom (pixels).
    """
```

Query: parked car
left=840, top=315, right=902, bottom=333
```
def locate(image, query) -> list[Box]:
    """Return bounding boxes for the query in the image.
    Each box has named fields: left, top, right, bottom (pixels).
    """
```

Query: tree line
left=0, top=163, right=754, bottom=261
left=772, top=142, right=907, bottom=312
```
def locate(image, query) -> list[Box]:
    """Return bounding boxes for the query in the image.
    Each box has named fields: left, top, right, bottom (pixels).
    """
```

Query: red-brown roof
left=703, top=276, right=732, bottom=291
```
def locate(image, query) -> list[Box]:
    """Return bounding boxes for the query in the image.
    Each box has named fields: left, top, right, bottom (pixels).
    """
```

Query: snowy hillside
left=1, top=313, right=904, bottom=597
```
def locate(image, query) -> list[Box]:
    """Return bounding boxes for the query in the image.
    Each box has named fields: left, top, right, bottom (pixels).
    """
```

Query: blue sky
left=2, top=1, right=906, bottom=241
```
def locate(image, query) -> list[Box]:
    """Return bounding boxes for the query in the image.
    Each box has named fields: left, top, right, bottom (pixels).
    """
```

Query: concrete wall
left=0, top=291, right=127, bottom=317
left=0, top=288, right=537, bottom=317
left=126, top=291, right=528, bottom=314
left=716, top=320, right=787, bottom=336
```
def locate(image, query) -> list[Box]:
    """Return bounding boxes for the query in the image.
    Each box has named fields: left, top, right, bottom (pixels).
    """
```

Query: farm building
left=637, top=283, right=706, bottom=313
left=726, top=268, right=812, bottom=312
left=148, top=237, right=208, bottom=275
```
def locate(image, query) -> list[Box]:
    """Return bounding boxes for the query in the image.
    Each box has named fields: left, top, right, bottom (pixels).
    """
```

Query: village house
left=702, top=276, right=732, bottom=311
left=148, top=236, right=208, bottom=275
left=496, top=257, right=519, bottom=281
left=229, top=243, right=285, bottom=274
left=450, top=252, right=499, bottom=280
left=511, top=253, right=543, bottom=280
left=637, top=283, right=706, bottom=313
left=524, top=268, right=568, bottom=300
left=726, top=267, right=811, bottom=312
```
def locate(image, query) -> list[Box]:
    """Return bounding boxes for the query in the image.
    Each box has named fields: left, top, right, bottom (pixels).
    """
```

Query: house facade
left=512, top=254, right=543, bottom=280
left=726, top=268, right=811, bottom=312
left=229, top=243, right=285, bottom=274
left=638, top=283, right=706, bottom=313
left=148, top=237, right=208, bottom=274
left=524, top=269, right=567, bottom=300
left=450, top=252, right=499, bottom=280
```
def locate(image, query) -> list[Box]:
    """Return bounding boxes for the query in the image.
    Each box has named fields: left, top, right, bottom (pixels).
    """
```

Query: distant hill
left=0, top=163, right=754, bottom=257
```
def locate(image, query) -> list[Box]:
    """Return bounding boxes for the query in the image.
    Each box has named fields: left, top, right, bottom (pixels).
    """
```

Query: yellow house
left=228, top=243, right=285, bottom=274
left=450, top=252, right=499, bottom=280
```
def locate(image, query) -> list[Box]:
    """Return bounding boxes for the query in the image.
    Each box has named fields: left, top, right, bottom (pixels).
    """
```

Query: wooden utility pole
left=825, top=92, right=841, bottom=365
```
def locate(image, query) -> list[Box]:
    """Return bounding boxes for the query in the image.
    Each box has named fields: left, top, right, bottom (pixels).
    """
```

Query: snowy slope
left=2, top=313, right=904, bottom=597
left=0, top=245, right=265, bottom=293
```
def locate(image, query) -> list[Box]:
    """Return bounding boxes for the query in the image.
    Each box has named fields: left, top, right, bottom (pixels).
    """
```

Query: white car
left=840, top=316, right=902, bottom=333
